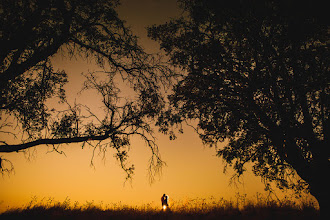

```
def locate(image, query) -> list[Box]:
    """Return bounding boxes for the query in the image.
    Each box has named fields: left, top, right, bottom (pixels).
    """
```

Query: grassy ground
left=0, top=196, right=319, bottom=219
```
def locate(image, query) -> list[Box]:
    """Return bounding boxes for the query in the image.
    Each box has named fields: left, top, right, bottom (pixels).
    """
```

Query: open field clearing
left=0, top=196, right=319, bottom=220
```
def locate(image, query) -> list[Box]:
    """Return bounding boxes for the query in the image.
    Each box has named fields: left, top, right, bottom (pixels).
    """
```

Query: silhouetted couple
left=161, top=194, right=169, bottom=211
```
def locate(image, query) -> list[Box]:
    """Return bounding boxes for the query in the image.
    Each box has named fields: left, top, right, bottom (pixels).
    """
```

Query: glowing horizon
left=0, top=0, right=312, bottom=213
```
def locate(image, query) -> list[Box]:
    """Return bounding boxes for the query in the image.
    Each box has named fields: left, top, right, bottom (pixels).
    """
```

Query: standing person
left=161, top=194, right=169, bottom=210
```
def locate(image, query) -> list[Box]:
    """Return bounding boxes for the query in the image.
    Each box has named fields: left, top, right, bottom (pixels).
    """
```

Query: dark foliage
left=0, top=0, right=170, bottom=180
left=148, top=0, right=329, bottom=214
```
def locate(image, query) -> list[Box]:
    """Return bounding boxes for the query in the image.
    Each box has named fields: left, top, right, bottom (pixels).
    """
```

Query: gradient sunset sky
left=0, top=0, right=303, bottom=212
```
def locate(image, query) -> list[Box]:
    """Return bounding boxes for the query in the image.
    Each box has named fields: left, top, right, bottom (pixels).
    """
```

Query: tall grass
left=0, top=194, right=319, bottom=219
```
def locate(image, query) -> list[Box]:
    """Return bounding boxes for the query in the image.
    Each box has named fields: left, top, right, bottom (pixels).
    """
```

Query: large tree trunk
left=308, top=164, right=330, bottom=219
left=283, top=138, right=329, bottom=219
left=310, top=184, right=329, bottom=219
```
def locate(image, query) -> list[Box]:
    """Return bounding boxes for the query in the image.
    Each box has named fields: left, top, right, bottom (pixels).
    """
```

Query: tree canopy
left=0, top=0, right=170, bottom=180
left=148, top=0, right=329, bottom=213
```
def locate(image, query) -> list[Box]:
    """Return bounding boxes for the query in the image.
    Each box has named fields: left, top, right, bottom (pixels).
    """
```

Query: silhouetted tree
left=0, top=0, right=169, bottom=180
left=149, top=0, right=329, bottom=214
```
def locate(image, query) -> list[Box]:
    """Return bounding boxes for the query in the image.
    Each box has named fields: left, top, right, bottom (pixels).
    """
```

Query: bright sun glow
left=162, top=205, right=167, bottom=211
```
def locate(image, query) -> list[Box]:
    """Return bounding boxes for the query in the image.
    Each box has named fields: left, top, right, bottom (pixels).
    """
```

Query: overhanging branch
left=0, top=134, right=111, bottom=153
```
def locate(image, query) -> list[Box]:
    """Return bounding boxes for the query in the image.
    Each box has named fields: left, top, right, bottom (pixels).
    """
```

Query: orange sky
left=0, top=0, right=303, bottom=212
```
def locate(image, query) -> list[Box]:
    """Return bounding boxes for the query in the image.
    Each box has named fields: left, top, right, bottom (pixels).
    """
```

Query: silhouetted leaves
left=149, top=0, right=329, bottom=212
left=0, top=0, right=170, bottom=180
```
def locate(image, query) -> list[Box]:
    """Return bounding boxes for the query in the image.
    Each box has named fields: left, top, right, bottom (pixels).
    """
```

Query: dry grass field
left=0, top=195, right=319, bottom=220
